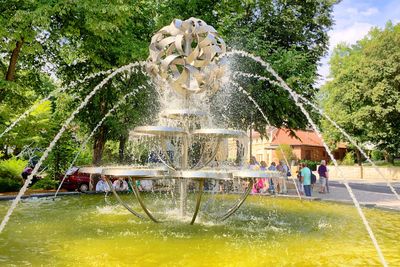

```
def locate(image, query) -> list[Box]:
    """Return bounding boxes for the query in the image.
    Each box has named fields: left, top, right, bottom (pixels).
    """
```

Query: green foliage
left=0, top=178, right=21, bottom=192
left=208, top=0, right=335, bottom=133
left=0, top=157, right=27, bottom=180
left=102, top=140, right=120, bottom=164
left=1, top=100, right=54, bottom=152
left=275, top=144, right=297, bottom=163
left=44, top=132, right=80, bottom=179
left=300, top=160, right=318, bottom=171
left=320, top=22, right=400, bottom=161
left=371, top=150, right=384, bottom=161
left=0, top=0, right=337, bottom=167
left=342, top=152, right=355, bottom=166
left=0, top=158, right=27, bottom=192
left=31, top=177, right=59, bottom=190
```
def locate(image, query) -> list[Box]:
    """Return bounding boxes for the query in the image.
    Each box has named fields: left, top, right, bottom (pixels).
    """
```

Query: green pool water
left=0, top=194, right=399, bottom=266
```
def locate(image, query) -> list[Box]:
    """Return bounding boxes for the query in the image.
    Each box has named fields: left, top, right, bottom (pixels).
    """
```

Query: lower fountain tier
left=99, top=167, right=283, bottom=180
left=133, top=126, right=187, bottom=137
left=172, top=170, right=232, bottom=180
left=132, top=125, right=245, bottom=138
left=102, top=167, right=166, bottom=179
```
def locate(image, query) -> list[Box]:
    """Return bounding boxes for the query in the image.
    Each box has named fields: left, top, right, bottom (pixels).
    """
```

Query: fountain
left=0, top=17, right=399, bottom=266
left=93, top=17, right=283, bottom=224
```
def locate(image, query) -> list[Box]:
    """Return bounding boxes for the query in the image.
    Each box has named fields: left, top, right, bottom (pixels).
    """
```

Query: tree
left=209, top=0, right=336, bottom=134
left=275, top=144, right=297, bottom=163
left=320, top=22, right=400, bottom=163
left=0, top=0, right=337, bottom=166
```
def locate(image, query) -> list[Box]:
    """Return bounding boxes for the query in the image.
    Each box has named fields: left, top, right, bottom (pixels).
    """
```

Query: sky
left=317, top=0, right=400, bottom=86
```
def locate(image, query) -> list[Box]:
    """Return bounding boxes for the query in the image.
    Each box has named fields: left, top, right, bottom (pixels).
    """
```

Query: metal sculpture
left=147, top=17, right=226, bottom=96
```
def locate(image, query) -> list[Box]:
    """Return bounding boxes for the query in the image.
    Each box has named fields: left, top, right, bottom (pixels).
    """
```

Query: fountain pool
left=1, top=17, right=399, bottom=266
left=0, top=195, right=399, bottom=266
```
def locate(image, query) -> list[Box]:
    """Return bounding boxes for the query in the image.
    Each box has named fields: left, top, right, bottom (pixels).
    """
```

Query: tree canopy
left=320, top=22, right=400, bottom=162
left=0, top=0, right=337, bottom=168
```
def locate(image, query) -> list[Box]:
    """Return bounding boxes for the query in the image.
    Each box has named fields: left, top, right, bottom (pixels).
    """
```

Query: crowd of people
left=94, top=176, right=153, bottom=193
left=249, top=156, right=329, bottom=197
left=56, top=157, right=329, bottom=197
left=249, top=156, right=289, bottom=195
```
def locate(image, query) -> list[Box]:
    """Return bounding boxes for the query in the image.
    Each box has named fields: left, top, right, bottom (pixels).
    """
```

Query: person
left=268, top=161, right=277, bottom=193
left=276, top=160, right=288, bottom=194
left=249, top=156, right=259, bottom=169
left=300, top=163, right=312, bottom=197
left=112, top=177, right=128, bottom=192
left=140, top=180, right=153, bottom=191
left=318, top=160, right=329, bottom=194
left=21, top=165, right=41, bottom=186
left=296, top=168, right=304, bottom=195
left=21, top=166, right=33, bottom=180
left=96, top=176, right=110, bottom=192
left=252, top=161, right=267, bottom=193
left=248, top=157, right=259, bottom=193
left=259, top=161, right=268, bottom=191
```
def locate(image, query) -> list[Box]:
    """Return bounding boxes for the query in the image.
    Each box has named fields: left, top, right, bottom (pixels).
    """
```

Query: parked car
left=59, top=167, right=91, bottom=192
left=59, top=167, right=121, bottom=192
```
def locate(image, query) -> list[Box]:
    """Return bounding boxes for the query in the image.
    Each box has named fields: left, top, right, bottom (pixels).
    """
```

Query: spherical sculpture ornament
left=147, top=17, right=226, bottom=95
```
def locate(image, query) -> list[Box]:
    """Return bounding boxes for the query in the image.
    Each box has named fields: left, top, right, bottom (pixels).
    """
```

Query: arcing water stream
left=0, top=17, right=396, bottom=266
left=0, top=69, right=116, bottom=139
left=226, top=80, right=302, bottom=200
left=0, top=62, right=146, bottom=233
left=54, top=84, right=150, bottom=197
left=232, top=71, right=400, bottom=200
left=224, top=50, right=388, bottom=266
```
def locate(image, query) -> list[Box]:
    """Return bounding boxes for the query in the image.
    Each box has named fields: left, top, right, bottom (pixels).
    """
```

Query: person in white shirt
left=276, top=160, right=288, bottom=194
left=96, top=176, right=111, bottom=192
left=140, top=180, right=153, bottom=191
left=113, top=177, right=128, bottom=191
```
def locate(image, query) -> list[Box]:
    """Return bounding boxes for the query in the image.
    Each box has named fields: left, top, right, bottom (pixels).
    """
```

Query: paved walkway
left=2, top=180, right=400, bottom=211
left=285, top=180, right=400, bottom=211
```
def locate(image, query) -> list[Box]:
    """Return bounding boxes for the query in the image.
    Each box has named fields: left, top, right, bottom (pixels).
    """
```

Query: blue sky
left=317, top=0, right=400, bottom=86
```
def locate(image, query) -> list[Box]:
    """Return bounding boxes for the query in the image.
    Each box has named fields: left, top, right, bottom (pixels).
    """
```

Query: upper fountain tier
left=147, top=17, right=227, bottom=96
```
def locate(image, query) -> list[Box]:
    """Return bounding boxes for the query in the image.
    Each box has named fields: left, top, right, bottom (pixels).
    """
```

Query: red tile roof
left=270, top=129, right=324, bottom=147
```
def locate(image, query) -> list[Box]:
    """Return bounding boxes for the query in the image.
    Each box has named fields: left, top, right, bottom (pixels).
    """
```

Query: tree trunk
left=92, top=95, right=108, bottom=166
left=5, top=39, right=24, bottom=81
left=385, top=152, right=395, bottom=164
left=118, top=134, right=127, bottom=163
left=355, top=149, right=362, bottom=166
left=92, top=126, right=107, bottom=166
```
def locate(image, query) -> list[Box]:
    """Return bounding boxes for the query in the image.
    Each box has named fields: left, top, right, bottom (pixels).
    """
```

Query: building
left=247, top=127, right=346, bottom=165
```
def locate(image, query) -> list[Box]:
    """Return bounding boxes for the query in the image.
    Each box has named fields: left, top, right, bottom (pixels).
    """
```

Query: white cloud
left=343, top=7, right=378, bottom=17
left=345, top=7, right=359, bottom=15
left=361, top=7, right=379, bottom=16
left=329, top=22, right=373, bottom=50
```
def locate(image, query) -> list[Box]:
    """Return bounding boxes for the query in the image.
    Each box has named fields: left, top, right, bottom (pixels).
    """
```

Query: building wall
left=326, top=166, right=400, bottom=180
left=225, top=134, right=347, bottom=165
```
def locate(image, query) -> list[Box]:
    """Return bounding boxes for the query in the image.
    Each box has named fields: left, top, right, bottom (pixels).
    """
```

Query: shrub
left=31, top=177, right=59, bottom=190
left=0, top=178, right=22, bottom=192
left=371, top=150, right=384, bottom=161
left=275, top=144, right=297, bottom=162
left=342, top=152, right=355, bottom=165
left=0, top=158, right=27, bottom=192
left=300, top=160, right=318, bottom=171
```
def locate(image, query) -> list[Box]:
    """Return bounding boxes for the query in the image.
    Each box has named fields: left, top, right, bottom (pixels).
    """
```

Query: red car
left=59, top=167, right=91, bottom=192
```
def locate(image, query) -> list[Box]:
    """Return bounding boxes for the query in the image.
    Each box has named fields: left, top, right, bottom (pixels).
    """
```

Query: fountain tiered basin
left=116, top=101, right=276, bottom=224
